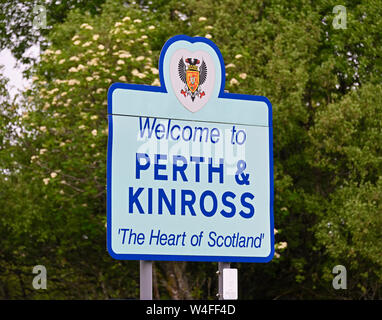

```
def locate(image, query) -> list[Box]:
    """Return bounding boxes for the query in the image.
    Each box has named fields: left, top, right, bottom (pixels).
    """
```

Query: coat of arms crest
left=178, top=57, right=207, bottom=101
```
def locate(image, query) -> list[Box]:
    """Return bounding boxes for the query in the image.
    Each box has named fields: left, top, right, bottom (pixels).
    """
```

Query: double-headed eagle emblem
left=178, top=57, right=207, bottom=101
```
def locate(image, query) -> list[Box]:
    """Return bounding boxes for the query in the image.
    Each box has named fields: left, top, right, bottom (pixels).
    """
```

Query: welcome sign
left=107, top=35, right=274, bottom=262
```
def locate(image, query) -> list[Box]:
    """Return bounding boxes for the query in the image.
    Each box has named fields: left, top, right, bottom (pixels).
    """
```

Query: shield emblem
left=186, top=70, right=199, bottom=93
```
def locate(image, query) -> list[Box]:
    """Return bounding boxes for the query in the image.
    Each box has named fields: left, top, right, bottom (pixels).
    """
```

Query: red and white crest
left=170, top=49, right=215, bottom=113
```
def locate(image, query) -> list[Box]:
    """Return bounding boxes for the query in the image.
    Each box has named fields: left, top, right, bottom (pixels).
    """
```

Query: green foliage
left=0, top=0, right=381, bottom=299
left=0, top=0, right=107, bottom=64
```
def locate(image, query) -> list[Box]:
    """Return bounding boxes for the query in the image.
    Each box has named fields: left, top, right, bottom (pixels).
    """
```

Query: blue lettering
left=182, top=125, right=192, bottom=141
left=154, top=154, right=168, bottom=180
left=220, top=191, right=236, bottom=218
left=155, top=123, right=165, bottom=139
left=137, top=117, right=222, bottom=144
left=129, top=187, right=144, bottom=213
left=158, top=188, right=176, bottom=215
left=181, top=189, right=196, bottom=216
left=190, top=156, right=204, bottom=182
left=208, top=158, right=224, bottom=183
left=170, top=124, right=180, bottom=140
left=193, top=127, right=209, bottom=143
left=136, top=153, right=150, bottom=179
left=210, top=128, right=220, bottom=143
left=139, top=117, right=156, bottom=139
left=148, top=187, right=152, bottom=214
left=149, top=229, right=160, bottom=245
left=173, top=155, right=188, bottom=182
left=239, top=192, right=255, bottom=218
left=200, top=190, right=217, bottom=217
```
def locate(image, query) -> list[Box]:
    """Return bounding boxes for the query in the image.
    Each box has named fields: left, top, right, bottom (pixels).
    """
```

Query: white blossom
left=48, top=88, right=59, bottom=95
left=68, top=79, right=80, bottom=86
left=119, top=52, right=131, bottom=59
left=230, top=78, right=239, bottom=85
left=150, top=67, right=159, bottom=75
left=276, top=242, right=288, bottom=250
left=151, top=78, right=160, bottom=86
left=87, top=58, right=99, bottom=66
left=80, top=23, right=93, bottom=30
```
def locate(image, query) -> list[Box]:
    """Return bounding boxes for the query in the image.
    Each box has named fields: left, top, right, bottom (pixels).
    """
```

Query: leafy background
left=0, top=0, right=381, bottom=299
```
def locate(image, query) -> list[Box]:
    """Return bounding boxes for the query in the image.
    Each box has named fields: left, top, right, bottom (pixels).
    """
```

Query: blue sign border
left=107, top=35, right=274, bottom=262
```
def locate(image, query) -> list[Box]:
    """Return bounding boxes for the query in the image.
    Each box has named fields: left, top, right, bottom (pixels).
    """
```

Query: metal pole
left=218, top=262, right=230, bottom=300
left=140, top=260, right=152, bottom=300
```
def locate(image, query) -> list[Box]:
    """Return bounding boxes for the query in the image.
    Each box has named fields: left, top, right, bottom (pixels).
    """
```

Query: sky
left=0, top=45, right=40, bottom=100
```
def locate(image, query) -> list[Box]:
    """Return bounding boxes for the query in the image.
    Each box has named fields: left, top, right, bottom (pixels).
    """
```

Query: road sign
left=107, top=35, right=274, bottom=262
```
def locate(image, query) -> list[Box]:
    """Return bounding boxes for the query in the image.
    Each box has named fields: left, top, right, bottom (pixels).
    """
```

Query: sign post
left=139, top=260, right=152, bottom=300
left=218, top=262, right=230, bottom=300
left=107, top=35, right=274, bottom=299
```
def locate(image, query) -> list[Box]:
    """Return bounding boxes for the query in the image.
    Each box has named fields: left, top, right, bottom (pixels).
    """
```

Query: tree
left=0, top=0, right=107, bottom=64
left=1, top=0, right=381, bottom=299
left=311, top=83, right=382, bottom=299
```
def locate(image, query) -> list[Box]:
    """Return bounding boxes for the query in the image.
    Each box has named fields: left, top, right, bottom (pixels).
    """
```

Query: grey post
left=140, top=260, right=153, bottom=300
left=218, top=262, right=230, bottom=300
